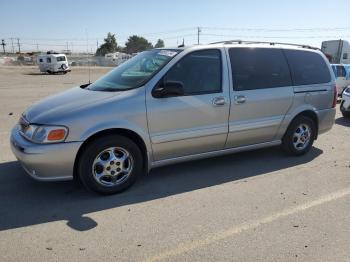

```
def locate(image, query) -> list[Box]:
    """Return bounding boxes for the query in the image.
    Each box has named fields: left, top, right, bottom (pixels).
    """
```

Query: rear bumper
left=316, top=108, right=336, bottom=135
left=10, top=125, right=82, bottom=181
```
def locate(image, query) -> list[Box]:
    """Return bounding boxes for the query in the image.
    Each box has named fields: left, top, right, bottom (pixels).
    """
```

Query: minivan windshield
left=88, top=49, right=181, bottom=91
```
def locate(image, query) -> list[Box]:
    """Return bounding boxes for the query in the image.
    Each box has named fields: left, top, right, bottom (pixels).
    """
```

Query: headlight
left=19, top=121, right=68, bottom=143
left=344, top=86, right=350, bottom=95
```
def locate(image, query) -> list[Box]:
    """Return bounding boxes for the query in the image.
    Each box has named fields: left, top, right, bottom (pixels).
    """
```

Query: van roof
left=167, top=41, right=320, bottom=52
left=209, top=40, right=320, bottom=51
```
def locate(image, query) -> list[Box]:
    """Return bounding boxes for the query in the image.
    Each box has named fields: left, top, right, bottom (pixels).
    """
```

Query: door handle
left=212, top=97, right=226, bottom=106
left=234, top=95, right=246, bottom=104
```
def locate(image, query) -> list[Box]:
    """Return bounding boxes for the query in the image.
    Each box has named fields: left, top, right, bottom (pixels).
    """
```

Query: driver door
left=146, top=49, right=230, bottom=161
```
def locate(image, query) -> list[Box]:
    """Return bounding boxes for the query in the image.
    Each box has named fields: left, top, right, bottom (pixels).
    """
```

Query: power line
left=202, top=26, right=350, bottom=32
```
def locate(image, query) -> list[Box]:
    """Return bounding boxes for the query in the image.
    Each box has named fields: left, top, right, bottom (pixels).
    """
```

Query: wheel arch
left=73, top=128, right=149, bottom=180
left=284, top=110, right=319, bottom=140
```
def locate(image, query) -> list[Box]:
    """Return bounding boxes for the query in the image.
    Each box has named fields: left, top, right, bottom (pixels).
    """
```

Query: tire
left=282, top=116, right=316, bottom=156
left=78, top=134, right=143, bottom=194
left=340, top=101, right=350, bottom=118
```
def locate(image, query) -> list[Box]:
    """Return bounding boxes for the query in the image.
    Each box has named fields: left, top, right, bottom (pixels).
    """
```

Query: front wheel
left=78, top=134, right=143, bottom=194
left=282, top=116, right=316, bottom=156
left=340, top=101, right=350, bottom=118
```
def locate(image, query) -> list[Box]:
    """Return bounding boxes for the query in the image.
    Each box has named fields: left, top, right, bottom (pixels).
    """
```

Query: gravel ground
left=0, top=66, right=349, bottom=262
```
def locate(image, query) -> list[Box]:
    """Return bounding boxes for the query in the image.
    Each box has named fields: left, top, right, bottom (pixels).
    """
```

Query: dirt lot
left=0, top=66, right=350, bottom=262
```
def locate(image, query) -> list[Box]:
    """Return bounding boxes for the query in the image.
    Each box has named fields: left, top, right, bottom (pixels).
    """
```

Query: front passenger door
left=146, top=49, right=230, bottom=161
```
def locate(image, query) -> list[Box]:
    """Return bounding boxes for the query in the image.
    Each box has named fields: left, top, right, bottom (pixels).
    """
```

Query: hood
left=25, top=86, right=120, bottom=123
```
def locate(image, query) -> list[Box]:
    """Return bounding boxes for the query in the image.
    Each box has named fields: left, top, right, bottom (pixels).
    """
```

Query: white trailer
left=321, top=40, right=350, bottom=64
left=37, top=53, right=70, bottom=74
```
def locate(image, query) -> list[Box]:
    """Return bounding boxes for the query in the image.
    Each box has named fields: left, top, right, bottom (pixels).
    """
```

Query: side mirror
left=152, top=81, right=185, bottom=98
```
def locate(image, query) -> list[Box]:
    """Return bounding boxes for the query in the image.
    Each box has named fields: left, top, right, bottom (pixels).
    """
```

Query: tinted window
left=284, top=50, right=331, bottom=85
left=332, top=65, right=337, bottom=76
left=343, top=53, right=348, bottom=60
left=39, top=58, right=43, bottom=62
left=165, top=49, right=222, bottom=95
left=229, top=48, right=292, bottom=91
left=46, top=57, right=51, bottom=63
left=56, top=56, right=66, bottom=62
left=336, top=66, right=346, bottom=77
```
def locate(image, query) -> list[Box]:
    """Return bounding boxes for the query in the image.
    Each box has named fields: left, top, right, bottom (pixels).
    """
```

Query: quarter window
left=284, top=50, right=331, bottom=85
left=229, top=48, right=292, bottom=91
left=164, top=49, right=222, bottom=95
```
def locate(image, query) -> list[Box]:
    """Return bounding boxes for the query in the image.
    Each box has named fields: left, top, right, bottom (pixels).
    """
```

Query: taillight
left=332, top=85, right=338, bottom=108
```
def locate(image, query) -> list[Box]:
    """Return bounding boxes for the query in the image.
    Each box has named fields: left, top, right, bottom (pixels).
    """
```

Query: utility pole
left=96, top=40, right=99, bottom=51
left=197, top=27, right=201, bottom=45
left=1, top=39, right=6, bottom=54
left=16, top=38, right=21, bottom=53
left=10, top=38, right=14, bottom=53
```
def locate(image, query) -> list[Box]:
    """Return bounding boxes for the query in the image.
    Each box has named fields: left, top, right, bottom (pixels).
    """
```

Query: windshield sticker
left=158, top=50, right=177, bottom=57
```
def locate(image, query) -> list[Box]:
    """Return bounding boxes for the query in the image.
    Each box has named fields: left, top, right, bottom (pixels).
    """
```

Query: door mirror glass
left=152, top=80, right=184, bottom=98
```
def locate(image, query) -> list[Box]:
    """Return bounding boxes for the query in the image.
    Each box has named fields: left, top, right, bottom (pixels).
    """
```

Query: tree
left=125, top=35, right=153, bottom=54
left=154, top=39, right=165, bottom=48
left=95, top=33, right=119, bottom=56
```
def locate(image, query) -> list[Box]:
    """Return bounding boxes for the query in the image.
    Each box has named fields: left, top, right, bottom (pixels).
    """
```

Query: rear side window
left=56, top=56, right=66, bottom=62
left=336, top=65, right=346, bottom=77
left=284, top=50, right=331, bottom=85
left=229, top=48, right=292, bottom=91
left=165, top=49, right=222, bottom=95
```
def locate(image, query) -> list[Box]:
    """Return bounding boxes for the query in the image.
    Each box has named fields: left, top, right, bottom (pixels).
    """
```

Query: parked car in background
left=11, top=41, right=337, bottom=194
left=331, top=64, right=350, bottom=95
left=340, top=86, right=350, bottom=118
left=37, top=52, right=70, bottom=74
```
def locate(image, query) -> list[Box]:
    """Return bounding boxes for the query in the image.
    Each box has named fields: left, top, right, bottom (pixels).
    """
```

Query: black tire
left=282, top=116, right=316, bottom=156
left=340, top=101, right=350, bottom=118
left=78, top=134, right=143, bottom=194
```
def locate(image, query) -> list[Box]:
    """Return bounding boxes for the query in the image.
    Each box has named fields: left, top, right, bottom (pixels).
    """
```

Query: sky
left=1, top=0, right=350, bottom=52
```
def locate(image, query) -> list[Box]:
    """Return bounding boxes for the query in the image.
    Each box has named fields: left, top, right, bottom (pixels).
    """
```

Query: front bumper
left=342, top=93, right=350, bottom=112
left=10, top=124, right=82, bottom=181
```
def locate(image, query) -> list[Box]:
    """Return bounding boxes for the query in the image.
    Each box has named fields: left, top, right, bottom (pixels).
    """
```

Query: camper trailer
left=37, top=52, right=70, bottom=74
left=331, top=64, right=350, bottom=95
left=105, top=52, right=131, bottom=65
left=321, top=40, right=350, bottom=64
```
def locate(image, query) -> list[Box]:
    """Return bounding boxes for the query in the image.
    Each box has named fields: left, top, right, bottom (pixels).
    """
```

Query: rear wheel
left=78, top=134, right=143, bottom=194
left=282, top=116, right=316, bottom=156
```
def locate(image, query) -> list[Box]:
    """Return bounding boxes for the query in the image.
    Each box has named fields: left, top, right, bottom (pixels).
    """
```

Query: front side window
left=46, top=57, right=51, bottom=63
left=88, top=49, right=180, bottom=91
left=229, top=48, right=292, bottom=91
left=284, top=50, right=331, bottom=85
left=164, top=49, right=222, bottom=95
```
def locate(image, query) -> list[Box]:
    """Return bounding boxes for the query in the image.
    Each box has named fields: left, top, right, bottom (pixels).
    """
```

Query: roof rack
left=209, top=40, right=320, bottom=50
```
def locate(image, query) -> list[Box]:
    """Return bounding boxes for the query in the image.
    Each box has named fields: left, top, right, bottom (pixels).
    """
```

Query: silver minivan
left=11, top=41, right=337, bottom=194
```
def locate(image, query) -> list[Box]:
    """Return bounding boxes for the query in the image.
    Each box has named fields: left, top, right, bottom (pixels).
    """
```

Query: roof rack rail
left=210, top=40, right=320, bottom=50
